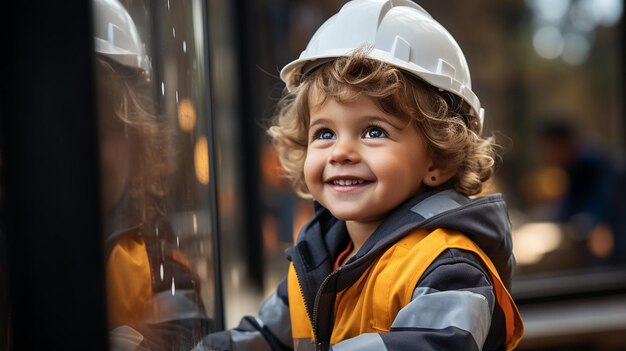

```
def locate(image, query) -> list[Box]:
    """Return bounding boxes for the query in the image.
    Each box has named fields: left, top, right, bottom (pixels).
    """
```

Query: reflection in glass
left=178, top=99, right=197, bottom=132
left=194, top=136, right=210, bottom=185
left=93, top=0, right=217, bottom=349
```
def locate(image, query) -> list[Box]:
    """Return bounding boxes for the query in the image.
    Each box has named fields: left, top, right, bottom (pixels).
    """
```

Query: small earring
left=431, top=176, right=437, bottom=182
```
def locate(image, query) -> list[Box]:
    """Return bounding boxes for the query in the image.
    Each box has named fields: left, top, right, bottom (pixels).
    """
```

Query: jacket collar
left=287, top=189, right=514, bottom=294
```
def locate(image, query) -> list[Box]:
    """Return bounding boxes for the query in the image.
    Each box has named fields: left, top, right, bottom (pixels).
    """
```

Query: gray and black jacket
left=198, top=190, right=523, bottom=351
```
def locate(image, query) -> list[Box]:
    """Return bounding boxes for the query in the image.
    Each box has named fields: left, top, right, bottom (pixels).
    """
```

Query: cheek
left=379, top=160, right=414, bottom=184
left=377, top=153, right=427, bottom=189
left=303, top=151, right=323, bottom=190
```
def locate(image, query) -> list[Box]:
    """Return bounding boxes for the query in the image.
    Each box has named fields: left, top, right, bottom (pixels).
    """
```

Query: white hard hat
left=280, top=0, right=484, bottom=132
left=92, top=0, right=151, bottom=72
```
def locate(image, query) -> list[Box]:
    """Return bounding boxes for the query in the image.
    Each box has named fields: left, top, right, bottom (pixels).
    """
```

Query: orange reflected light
left=588, top=224, right=614, bottom=258
left=520, top=166, right=569, bottom=204
left=178, top=98, right=197, bottom=132
left=194, top=136, right=210, bottom=185
left=512, top=222, right=563, bottom=265
left=537, top=167, right=568, bottom=199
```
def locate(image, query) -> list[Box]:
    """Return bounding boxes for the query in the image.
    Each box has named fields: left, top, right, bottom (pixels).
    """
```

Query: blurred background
left=1, top=0, right=624, bottom=350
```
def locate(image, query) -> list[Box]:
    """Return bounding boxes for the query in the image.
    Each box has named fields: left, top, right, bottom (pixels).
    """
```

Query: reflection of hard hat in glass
left=92, top=0, right=151, bottom=72
left=281, top=0, right=484, bottom=133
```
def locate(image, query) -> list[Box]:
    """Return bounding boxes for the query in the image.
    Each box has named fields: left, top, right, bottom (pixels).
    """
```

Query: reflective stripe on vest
left=287, top=228, right=524, bottom=350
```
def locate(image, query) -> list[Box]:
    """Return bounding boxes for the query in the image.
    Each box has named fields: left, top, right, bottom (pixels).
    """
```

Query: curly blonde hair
left=268, top=50, right=495, bottom=198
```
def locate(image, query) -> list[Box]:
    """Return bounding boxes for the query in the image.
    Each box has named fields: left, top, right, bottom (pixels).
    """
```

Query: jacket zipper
left=295, top=249, right=384, bottom=351
left=311, top=269, right=339, bottom=351
left=292, top=260, right=340, bottom=351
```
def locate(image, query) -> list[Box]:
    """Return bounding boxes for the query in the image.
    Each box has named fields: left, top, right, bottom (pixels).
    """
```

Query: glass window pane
left=93, top=0, right=217, bottom=348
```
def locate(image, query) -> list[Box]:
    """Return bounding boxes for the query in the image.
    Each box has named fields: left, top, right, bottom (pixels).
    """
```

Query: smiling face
left=304, top=93, right=436, bottom=229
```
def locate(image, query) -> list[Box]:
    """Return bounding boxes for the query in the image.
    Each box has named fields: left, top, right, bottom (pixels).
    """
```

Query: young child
left=200, top=0, right=523, bottom=350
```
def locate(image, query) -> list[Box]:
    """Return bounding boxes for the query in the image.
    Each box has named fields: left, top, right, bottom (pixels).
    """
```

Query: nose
left=329, top=137, right=361, bottom=165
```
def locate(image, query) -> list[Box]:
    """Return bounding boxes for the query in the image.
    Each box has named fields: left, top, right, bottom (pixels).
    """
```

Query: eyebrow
left=309, top=115, right=405, bottom=129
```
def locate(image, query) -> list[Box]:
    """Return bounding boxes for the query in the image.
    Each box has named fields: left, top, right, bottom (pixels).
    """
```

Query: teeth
left=332, top=179, right=365, bottom=186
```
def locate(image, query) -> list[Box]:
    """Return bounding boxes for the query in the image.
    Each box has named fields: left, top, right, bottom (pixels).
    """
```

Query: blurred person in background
left=537, top=113, right=625, bottom=262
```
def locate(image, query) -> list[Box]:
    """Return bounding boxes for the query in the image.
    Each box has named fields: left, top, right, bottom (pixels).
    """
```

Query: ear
left=422, top=162, right=456, bottom=187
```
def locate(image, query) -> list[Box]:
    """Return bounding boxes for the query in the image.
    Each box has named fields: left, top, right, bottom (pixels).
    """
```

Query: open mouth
left=331, top=179, right=365, bottom=186
left=325, top=177, right=373, bottom=188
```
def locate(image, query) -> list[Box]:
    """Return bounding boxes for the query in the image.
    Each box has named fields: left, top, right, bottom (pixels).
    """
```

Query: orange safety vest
left=106, top=234, right=153, bottom=328
left=287, top=228, right=524, bottom=350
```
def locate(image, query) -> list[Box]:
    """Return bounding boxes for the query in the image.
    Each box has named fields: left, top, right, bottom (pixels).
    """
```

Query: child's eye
left=314, top=128, right=336, bottom=140
left=363, top=126, right=388, bottom=139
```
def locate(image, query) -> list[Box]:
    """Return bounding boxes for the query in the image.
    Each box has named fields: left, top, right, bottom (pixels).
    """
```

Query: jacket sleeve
left=195, top=278, right=293, bottom=351
left=330, top=249, right=504, bottom=351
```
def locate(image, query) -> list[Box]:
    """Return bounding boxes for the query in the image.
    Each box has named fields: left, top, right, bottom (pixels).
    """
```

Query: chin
left=326, top=208, right=356, bottom=220
left=328, top=208, right=375, bottom=222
